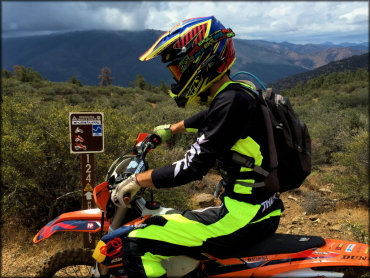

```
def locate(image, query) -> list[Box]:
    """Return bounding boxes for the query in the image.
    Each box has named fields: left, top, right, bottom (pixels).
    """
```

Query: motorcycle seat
left=209, top=233, right=326, bottom=259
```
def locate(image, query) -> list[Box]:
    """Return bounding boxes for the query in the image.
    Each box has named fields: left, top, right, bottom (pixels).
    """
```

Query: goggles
left=167, top=62, right=182, bottom=82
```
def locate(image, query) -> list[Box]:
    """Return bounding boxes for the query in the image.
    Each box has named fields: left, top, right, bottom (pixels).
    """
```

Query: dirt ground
left=1, top=172, right=369, bottom=277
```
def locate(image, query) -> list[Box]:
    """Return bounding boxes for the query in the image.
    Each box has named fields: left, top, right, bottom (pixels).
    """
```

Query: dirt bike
left=34, top=133, right=369, bottom=277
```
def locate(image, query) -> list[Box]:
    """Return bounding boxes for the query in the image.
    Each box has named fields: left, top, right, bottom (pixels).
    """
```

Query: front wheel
left=36, top=248, right=96, bottom=277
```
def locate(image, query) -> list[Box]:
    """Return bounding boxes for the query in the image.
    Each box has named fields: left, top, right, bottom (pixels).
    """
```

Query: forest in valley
left=1, top=65, right=368, bottom=234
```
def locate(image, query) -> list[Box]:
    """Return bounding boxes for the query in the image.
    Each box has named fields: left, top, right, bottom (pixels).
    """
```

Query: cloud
left=339, top=7, right=368, bottom=24
left=2, top=1, right=368, bottom=43
left=2, top=2, right=150, bottom=34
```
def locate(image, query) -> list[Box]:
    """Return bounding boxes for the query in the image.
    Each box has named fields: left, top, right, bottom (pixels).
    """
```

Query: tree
left=2, top=69, right=12, bottom=78
left=135, top=74, right=147, bottom=90
left=68, top=76, right=83, bottom=87
left=98, top=67, right=114, bottom=87
left=12, top=65, right=42, bottom=82
left=13, top=64, right=22, bottom=77
left=158, top=80, right=169, bottom=94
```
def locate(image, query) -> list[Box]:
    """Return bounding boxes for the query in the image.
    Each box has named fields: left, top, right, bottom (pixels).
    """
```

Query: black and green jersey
left=152, top=81, right=275, bottom=205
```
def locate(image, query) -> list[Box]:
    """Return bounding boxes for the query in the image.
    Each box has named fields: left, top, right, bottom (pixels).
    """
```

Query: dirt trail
left=1, top=179, right=368, bottom=277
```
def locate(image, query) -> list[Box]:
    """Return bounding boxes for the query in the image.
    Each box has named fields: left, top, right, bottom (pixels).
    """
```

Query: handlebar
left=106, top=133, right=161, bottom=183
left=106, top=133, right=162, bottom=192
left=136, top=133, right=162, bottom=157
left=98, top=133, right=162, bottom=219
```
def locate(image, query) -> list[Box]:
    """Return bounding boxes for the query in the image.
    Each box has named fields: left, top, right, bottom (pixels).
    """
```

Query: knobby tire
left=36, top=248, right=95, bottom=278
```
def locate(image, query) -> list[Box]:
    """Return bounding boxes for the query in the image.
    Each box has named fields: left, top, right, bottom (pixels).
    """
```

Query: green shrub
left=2, top=69, right=12, bottom=78
left=67, top=94, right=85, bottom=104
left=1, top=95, right=81, bottom=226
left=346, top=221, right=369, bottom=244
left=331, top=130, right=368, bottom=204
left=13, top=65, right=43, bottom=82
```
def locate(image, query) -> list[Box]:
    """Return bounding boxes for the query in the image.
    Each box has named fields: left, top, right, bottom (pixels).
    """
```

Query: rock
left=330, top=225, right=342, bottom=231
left=318, top=188, right=332, bottom=194
left=288, top=195, right=298, bottom=201
left=292, top=217, right=301, bottom=224
left=309, top=215, right=319, bottom=221
left=192, top=193, right=214, bottom=208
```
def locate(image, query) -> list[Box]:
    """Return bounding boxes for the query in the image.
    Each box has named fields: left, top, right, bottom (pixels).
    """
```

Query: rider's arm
left=151, top=90, right=256, bottom=189
left=170, top=120, right=186, bottom=134
left=184, top=109, right=207, bottom=132
left=168, top=110, right=207, bottom=134
left=137, top=111, right=207, bottom=188
left=136, top=170, right=155, bottom=188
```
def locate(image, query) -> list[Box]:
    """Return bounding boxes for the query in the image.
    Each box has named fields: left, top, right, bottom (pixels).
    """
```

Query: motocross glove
left=111, top=174, right=141, bottom=207
left=153, top=124, right=172, bottom=143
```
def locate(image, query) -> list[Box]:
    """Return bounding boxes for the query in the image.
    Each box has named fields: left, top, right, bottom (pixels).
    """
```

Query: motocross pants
left=122, top=195, right=283, bottom=278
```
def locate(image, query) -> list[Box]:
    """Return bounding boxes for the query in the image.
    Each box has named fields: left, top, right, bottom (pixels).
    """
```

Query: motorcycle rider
left=111, top=16, right=284, bottom=278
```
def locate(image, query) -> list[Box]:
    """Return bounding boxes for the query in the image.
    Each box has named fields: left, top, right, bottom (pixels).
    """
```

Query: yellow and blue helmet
left=139, top=16, right=236, bottom=107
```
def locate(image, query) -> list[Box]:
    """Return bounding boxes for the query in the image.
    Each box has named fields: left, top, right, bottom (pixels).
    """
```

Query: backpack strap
left=233, top=82, right=280, bottom=192
left=233, top=82, right=278, bottom=169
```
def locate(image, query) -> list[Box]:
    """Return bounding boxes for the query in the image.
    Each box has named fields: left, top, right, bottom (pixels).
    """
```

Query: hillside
left=270, top=52, right=369, bottom=92
left=1, top=30, right=167, bottom=87
left=2, top=30, right=367, bottom=86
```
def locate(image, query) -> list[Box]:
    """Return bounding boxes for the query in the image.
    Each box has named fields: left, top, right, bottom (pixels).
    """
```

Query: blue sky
left=2, top=1, right=369, bottom=44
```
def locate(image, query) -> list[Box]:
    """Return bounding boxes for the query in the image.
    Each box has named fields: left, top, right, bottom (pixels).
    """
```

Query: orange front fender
left=33, top=208, right=110, bottom=243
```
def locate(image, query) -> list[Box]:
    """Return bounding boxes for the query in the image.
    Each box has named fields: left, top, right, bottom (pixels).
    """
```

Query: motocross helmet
left=139, top=16, right=236, bottom=107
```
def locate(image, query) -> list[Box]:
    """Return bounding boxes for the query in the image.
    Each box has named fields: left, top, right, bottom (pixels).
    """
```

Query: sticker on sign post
left=92, top=124, right=103, bottom=136
left=69, top=112, right=104, bottom=153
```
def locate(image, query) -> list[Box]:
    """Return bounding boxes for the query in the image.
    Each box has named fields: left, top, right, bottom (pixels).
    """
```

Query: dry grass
left=1, top=219, right=82, bottom=277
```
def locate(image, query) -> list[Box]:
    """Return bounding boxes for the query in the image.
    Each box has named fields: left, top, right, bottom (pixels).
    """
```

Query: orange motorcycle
left=34, top=133, right=369, bottom=277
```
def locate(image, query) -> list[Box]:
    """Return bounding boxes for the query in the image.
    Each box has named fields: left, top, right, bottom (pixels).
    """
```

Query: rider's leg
left=122, top=252, right=168, bottom=278
left=122, top=196, right=283, bottom=277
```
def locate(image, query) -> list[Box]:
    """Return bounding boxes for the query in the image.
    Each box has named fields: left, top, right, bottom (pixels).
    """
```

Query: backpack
left=235, top=80, right=311, bottom=193
left=262, top=87, right=311, bottom=192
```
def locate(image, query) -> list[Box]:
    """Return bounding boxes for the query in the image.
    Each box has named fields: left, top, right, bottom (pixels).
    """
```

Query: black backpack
left=239, top=83, right=312, bottom=193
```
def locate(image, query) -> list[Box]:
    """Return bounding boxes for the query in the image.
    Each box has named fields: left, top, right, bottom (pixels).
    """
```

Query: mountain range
left=2, top=30, right=368, bottom=86
left=270, top=52, right=369, bottom=92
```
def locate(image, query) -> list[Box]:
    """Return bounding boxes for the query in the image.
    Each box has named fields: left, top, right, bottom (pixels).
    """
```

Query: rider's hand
left=111, top=174, right=141, bottom=207
left=153, top=124, right=172, bottom=144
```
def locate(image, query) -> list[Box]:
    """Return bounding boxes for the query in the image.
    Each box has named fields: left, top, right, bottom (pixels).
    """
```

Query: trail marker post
left=69, top=112, right=104, bottom=248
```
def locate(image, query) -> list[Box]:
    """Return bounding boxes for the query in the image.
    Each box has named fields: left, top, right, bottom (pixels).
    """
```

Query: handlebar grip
left=145, top=134, right=162, bottom=149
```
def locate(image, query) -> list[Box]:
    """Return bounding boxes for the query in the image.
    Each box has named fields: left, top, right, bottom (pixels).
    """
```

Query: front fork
left=96, top=206, right=129, bottom=277
left=92, top=262, right=109, bottom=278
